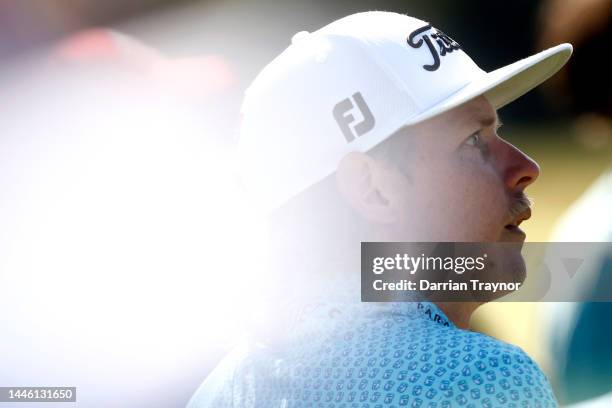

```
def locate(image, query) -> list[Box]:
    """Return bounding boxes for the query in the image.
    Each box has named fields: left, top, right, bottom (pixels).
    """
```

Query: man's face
left=341, top=95, right=538, bottom=243
left=336, top=96, right=538, bottom=289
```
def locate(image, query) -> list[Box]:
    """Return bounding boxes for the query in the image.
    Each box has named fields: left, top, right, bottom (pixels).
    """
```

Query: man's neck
left=435, top=301, right=481, bottom=329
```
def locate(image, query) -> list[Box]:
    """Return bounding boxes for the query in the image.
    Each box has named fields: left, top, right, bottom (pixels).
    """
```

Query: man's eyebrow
left=478, top=115, right=498, bottom=128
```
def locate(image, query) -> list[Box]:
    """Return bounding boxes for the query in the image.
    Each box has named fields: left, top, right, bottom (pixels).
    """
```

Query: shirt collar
left=414, top=301, right=454, bottom=327
left=287, top=300, right=455, bottom=330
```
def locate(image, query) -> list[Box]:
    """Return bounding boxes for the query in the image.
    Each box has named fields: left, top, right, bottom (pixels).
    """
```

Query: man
left=188, top=11, right=572, bottom=407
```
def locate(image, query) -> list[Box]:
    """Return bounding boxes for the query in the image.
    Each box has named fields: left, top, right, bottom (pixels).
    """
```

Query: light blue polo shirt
left=187, top=301, right=558, bottom=407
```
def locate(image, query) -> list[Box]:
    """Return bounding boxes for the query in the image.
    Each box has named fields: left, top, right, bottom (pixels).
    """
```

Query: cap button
left=291, top=31, right=310, bottom=45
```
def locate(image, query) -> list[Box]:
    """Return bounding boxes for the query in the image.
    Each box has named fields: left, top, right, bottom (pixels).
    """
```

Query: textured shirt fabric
left=187, top=301, right=558, bottom=408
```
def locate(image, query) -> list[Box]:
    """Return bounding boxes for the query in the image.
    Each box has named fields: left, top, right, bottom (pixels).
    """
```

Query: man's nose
left=496, top=139, right=540, bottom=192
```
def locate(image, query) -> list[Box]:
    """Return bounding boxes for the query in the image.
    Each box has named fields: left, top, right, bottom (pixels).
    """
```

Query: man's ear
left=336, top=151, right=397, bottom=223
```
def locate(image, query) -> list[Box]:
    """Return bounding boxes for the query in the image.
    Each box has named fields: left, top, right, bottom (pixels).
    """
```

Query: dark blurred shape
left=572, top=113, right=612, bottom=151
left=538, top=0, right=612, bottom=117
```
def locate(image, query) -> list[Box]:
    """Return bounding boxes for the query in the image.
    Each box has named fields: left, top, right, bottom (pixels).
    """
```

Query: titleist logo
left=407, top=24, right=461, bottom=72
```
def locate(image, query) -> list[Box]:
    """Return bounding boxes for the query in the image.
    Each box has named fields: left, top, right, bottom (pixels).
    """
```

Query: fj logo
left=333, top=92, right=375, bottom=143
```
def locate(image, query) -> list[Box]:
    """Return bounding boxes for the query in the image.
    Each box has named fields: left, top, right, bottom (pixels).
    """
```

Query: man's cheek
left=430, top=163, right=505, bottom=238
left=463, top=176, right=507, bottom=239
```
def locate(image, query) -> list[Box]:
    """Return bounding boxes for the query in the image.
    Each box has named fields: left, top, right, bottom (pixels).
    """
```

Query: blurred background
left=0, top=0, right=610, bottom=406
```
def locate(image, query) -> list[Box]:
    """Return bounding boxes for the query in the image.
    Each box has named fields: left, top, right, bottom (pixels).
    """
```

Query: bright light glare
left=0, top=54, right=268, bottom=405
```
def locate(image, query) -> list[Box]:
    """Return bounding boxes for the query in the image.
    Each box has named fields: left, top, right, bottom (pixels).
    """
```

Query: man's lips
left=506, top=207, right=531, bottom=227
left=503, top=207, right=531, bottom=236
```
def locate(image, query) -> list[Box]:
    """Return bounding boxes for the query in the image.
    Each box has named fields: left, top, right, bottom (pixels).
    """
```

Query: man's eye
left=464, top=131, right=481, bottom=147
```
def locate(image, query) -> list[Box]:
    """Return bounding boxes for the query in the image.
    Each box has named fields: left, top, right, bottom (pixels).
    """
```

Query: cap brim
left=404, top=43, right=573, bottom=126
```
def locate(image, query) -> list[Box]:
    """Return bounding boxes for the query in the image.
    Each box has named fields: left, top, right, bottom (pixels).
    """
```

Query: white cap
left=238, top=11, right=572, bottom=213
